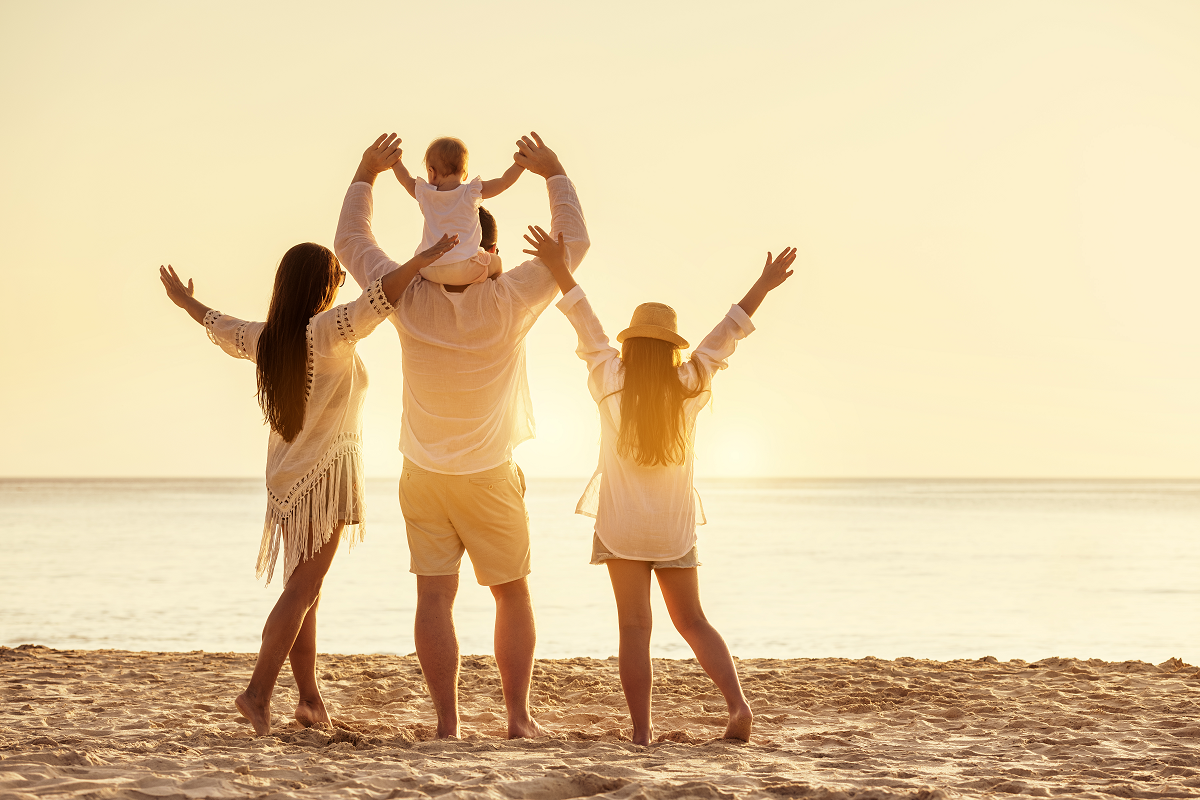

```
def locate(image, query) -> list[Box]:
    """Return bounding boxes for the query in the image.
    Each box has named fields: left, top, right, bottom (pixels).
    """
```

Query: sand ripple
left=2, top=646, right=1199, bottom=798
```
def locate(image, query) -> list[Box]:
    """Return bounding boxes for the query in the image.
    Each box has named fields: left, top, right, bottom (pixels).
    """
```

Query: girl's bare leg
left=289, top=595, right=332, bottom=728
left=655, top=567, right=753, bottom=741
left=235, top=524, right=343, bottom=736
left=605, top=559, right=656, bottom=745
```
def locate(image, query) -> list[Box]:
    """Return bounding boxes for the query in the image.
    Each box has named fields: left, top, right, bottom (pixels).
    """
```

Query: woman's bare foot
left=723, top=704, right=753, bottom=742
left=507, top=715, right=545, bottom=740
left=295, top=698, right=332, bottom=729
left=235, top=690, right=272, bottom=736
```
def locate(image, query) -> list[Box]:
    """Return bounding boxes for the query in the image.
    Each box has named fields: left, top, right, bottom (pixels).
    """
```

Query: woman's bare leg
left=289, top=595, right=332, bottom=728
left=605, top=559, right=655, bottom=745
left=235, top=524, right=343, bottom=735
left=655, top=567, right=753, bottom=741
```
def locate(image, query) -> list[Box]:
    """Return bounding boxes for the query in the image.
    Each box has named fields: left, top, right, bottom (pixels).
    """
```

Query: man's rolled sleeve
left=334, top=182, right=399, bottom=290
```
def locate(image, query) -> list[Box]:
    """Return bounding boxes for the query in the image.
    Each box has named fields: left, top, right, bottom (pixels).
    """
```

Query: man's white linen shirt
left=334, top=176, right=589, bottom=475
left=557, top=285, right=756, bottom=562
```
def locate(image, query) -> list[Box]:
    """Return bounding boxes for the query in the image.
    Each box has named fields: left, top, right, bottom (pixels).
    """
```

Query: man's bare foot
left=631, top=724, right=654, bottom=746
left=294, top=698, right=331, bottom=729
left=723, top=705, right=753, bottom=742
left=507, top=715, right=545, bottom=740
left=235, top=690, right=271, bottom=737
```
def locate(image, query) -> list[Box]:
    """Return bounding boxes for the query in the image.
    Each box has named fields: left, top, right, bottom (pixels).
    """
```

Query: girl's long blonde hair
left=612, top=337, right=703, bottom=467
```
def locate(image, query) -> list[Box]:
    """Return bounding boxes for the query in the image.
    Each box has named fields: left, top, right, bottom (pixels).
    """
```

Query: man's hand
left=513, top=132, right=565, bottom=179
left=353, top=133, right=404, bottom=186
left=522, top=225, right=576, bottom=295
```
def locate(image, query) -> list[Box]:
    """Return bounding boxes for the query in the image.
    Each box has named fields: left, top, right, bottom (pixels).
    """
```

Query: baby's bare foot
left=235, top=691, right=271, bottom=737
left=295, top=698, right=331, bottom=729
left=723, top=705, right=753, bottom=742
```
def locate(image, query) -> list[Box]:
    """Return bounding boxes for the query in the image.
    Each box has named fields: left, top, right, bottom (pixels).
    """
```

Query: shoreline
left=2, top=646, right=1198, bottom=799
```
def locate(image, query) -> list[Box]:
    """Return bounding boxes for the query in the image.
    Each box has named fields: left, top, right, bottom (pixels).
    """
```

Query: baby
left=393, top=136, right=524, bottom=286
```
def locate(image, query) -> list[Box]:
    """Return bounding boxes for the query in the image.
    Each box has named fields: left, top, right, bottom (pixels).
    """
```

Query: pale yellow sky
left=1, top=1, right=1197, bottom=478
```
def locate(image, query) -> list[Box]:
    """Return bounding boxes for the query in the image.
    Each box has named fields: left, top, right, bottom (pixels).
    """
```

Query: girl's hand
left=757, top=247, right=797, bottom=291
left=159, top=265, right=195, bottom=308
left=522, top=225, right=567, bottom=272
left=523, top=225, right=576, bottom=295
left=414, top=233, right=459, bottom=267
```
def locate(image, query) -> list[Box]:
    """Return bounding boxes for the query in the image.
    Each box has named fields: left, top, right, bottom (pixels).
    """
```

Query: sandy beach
left=2, top=647, right=1199, bottom=798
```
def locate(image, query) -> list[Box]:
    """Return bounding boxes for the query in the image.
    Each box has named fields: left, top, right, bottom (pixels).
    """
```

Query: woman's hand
left=381, top=234, right=460, bottom=305
left=159, top=265, right=211, bottom=325
left=353, top=133, right=405, bottom=185
left=160, top=265, right=194, bottom=308
left=413, top=233, right=459, bottom=268
left=523, top=225, right=576, bottom=295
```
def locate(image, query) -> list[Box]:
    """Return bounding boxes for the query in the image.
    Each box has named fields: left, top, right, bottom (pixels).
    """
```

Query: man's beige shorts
left=398, top=458, right=531, bottom=586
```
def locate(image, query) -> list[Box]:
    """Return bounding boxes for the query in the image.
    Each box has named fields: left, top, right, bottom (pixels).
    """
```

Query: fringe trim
left=258, top=439, right=366, bottom=586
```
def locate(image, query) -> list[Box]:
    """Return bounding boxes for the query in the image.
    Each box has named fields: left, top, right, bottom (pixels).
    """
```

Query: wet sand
left=2, top=645, right=1199, bottom=798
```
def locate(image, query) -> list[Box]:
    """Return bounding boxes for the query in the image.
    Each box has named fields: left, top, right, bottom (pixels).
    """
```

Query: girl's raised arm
left=159, top=265, right=212, bottom=325
left=736, top=248, right=797, bottom=317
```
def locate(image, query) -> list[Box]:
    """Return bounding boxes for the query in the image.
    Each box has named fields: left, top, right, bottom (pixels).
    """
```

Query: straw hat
left=616, top=302, right=689, bottom=349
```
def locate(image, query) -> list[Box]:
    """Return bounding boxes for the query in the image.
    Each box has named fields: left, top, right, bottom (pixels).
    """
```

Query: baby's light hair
left=424, top=137, right=469, bottom=178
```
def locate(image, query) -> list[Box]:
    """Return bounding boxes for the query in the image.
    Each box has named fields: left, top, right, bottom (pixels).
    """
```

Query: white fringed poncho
left=203, top=277, right=395, bottom=585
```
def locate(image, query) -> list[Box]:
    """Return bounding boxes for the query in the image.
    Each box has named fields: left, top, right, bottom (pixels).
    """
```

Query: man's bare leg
left=415, top=574, right=461, bottom=739
left=490, top=577, right=543, bottom=739
left=236, top=525, right=343, bottom=736
left=606, top=559, right=656, bottom=745
left=656, top=567, right=753, bottom=741
left=289, top=595, right=332, bottom=728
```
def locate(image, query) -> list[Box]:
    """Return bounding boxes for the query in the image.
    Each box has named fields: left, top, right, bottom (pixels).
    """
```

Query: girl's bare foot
left=723, top=704, right=753, bottom=742
left=235, top=690, right=272, bottom=736
left=295, top=698, right=331, bottom=729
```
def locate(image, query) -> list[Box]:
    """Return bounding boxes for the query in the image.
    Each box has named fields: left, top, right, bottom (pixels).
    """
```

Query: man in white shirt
left=335, top=133, right=589, bottom=739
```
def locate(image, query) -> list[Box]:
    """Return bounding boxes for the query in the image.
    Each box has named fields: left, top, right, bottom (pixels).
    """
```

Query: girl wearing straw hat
left=522, top=226, right=796, bottom=745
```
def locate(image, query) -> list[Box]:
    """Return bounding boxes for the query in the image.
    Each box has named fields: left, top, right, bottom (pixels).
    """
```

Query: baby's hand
left=522, top=226, right=567, bottom=272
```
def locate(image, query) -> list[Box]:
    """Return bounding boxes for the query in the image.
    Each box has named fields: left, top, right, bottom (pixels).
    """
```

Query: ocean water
left=0, top=478, right=1197, bottom=664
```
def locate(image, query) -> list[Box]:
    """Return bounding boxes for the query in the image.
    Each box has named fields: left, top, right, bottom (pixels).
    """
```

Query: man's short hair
left=424, top=137, right=468, bottom=177
left=479, top=207, right=497, bottom=251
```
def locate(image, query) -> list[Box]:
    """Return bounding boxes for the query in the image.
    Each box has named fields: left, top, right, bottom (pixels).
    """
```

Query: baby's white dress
left=413, top=177, right=501, bottom=285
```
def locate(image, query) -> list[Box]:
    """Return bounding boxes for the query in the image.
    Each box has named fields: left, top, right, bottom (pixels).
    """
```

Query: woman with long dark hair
left=159, top=223, right=456, bottom=735
left=523, top=225, right=796, bottom=745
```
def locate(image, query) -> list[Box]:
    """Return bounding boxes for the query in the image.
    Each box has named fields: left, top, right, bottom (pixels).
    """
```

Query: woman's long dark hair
left=614, top=337, right=703, bottom=467
left=255, top=243, right=342, bottom=442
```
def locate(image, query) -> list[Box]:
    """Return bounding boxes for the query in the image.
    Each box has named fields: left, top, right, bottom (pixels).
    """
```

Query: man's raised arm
left=334, top=134, right=406, bottom=290
left=503, top=133, right=590, bottom=309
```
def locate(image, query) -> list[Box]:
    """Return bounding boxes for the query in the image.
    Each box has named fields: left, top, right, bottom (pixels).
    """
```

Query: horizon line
left=2, top=475, right=1198, bottom=482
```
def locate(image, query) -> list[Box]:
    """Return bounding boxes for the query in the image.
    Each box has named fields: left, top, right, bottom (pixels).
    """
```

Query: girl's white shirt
left=557, top=286, right=755, bottom=562
left=414, top=177, right=486, bottom=263
left=203, top=277, right=395, bottom=585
